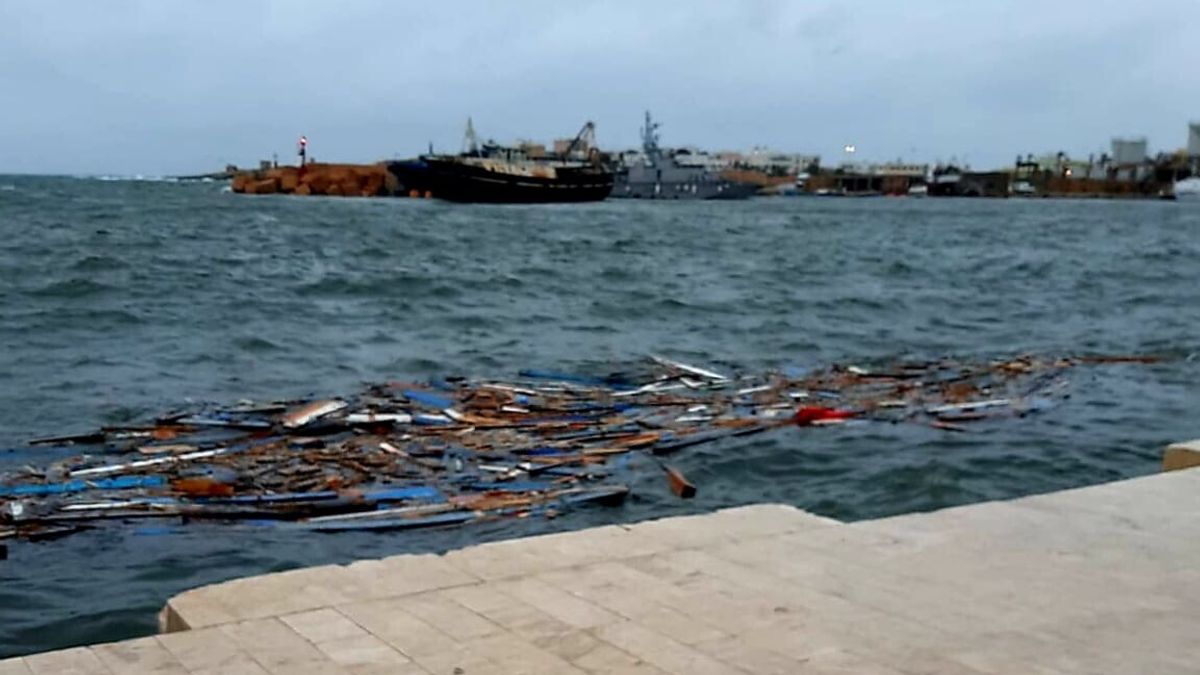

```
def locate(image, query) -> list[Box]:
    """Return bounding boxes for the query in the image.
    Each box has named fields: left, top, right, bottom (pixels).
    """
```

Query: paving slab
left=91, top=636, right=189, bottom=675
left=10, top=458, right=1200, bottom=674
left=0, top=660, right=32, bottom=675
left=21, top=647, right=112, bottom=675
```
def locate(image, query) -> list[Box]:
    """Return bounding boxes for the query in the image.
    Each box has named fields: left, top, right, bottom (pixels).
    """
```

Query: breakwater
left=231, top=163, right=401, bottom=197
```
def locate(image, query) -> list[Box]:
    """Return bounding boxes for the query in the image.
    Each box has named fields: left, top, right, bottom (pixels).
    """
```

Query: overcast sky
left=2, top=1, right=1198, bottom=175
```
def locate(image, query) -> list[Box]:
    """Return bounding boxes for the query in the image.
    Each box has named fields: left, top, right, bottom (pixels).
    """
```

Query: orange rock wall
left=231, top=163, right=401, bottom=198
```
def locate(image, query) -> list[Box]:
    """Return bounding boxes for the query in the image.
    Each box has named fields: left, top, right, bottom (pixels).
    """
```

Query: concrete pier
left=4, top=464, right=1199, bottom=674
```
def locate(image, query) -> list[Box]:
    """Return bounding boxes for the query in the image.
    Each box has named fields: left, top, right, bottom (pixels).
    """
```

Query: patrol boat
left=611, top=112, right=758, bottom=200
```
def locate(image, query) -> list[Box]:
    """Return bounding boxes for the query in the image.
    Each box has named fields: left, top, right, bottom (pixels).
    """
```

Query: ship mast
left=462, top=117, right=479, bottom=155
left=640, top=111, right=661, bottom=159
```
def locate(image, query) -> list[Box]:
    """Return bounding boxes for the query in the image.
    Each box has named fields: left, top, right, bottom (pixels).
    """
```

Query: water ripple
left=0, top=177, right=1198, bottom=657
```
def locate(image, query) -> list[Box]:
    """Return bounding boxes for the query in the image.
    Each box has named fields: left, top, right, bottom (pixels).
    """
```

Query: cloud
left=0, top=0, right=1197, bottom=174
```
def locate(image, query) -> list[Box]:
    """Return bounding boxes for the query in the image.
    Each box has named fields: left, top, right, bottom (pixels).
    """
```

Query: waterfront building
left=1111, top=137, right=1148, bottom=166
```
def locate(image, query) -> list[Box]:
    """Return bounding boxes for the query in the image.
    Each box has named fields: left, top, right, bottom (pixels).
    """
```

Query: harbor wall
left=1034, top=174, right=1172, bottom=199
left=801, top=169, right=1179, bottom=199
left=231, top=163, right=402, bottom=198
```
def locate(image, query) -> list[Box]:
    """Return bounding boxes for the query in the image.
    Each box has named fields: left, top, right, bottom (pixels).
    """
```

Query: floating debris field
left=0, top=353, right=1163, bottom=545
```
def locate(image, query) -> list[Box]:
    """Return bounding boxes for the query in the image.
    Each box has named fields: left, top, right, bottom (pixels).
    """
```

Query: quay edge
left=2, top=439, right=1197, bottom=674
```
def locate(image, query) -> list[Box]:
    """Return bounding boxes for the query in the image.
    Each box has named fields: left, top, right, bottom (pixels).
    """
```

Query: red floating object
left=793, top=406, right=857, bottom=426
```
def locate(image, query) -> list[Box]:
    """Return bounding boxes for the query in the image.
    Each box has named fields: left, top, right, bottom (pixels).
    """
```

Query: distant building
left=1111, top=137, right=1148, bottom=165
left=1188, top=122, right=1200, bottom=157
left=1062, top=159, right=1094, bottom=179
left=552, top=138, right=589, bottom=157
left=1024, top=150, right=1151, bottom=182
left=671, top=147, right=726, bottom=170
left=872, top=162, right=927, bottom=177
left=517, top=141, right=547, bottom=158
left=735, top=147, right=820, bottom=175
left=717, top=151, right=741, bottom=166
left=834, top=161, right=928, bottom=177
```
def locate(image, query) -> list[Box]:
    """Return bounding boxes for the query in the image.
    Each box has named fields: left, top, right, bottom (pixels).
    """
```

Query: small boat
left=387, top=121, right=613, bottom=203
left=1173, top=176, right=1200, bottom=201
left=1009, top=180, right=1036, bottom=197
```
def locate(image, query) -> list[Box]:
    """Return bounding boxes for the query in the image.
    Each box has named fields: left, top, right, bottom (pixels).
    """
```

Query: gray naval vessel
left=611, top=112, right=758, bottom=200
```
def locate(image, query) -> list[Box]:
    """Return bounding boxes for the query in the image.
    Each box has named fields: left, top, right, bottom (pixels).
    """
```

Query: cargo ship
left=387, top=121, right=613, bottom=203
left=611, top=112, right=758, bottom=200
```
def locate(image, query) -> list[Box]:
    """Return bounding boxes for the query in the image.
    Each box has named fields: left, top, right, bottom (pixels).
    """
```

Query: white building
left=735, top=147, right=820, bottom=174
left=671, top=147, right=727, bottom=170
left=1111, top=137, right=1148, bottom=165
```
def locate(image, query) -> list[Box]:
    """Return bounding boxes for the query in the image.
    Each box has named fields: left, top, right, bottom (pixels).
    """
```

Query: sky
left=1, top=0, right=1198, bottom=175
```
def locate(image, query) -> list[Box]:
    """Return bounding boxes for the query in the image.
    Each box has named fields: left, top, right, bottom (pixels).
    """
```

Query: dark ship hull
left=388, top=158, right=613, bottom=204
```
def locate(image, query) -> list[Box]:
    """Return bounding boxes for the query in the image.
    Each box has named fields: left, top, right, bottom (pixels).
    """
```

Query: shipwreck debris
left=0, top=353, right=1155, bottom=544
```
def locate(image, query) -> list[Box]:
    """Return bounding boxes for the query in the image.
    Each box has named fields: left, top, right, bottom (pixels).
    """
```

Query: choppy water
left=0, top=175, right=1197, bottom=657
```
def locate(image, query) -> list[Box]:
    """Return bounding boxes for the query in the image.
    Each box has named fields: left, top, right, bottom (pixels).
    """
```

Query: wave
left=76, top=175, right=179, bottom=183
left=232, top=336, right=283, bottom=353
left=26, top=278, right=114, bottom=298
left=296, top=274, right=465, bottom=300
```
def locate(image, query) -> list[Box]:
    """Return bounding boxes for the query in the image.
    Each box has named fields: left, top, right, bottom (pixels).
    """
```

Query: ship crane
left=560, top=121, right=597, bottom=160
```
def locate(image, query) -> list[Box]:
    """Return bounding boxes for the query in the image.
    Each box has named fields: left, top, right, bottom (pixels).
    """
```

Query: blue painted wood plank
left=0, top=475, right=167, bottom=496
left=403, top=390, right=455, bottom=410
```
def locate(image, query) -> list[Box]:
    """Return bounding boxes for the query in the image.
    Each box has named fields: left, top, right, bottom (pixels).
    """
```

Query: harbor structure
left=231, top=162, right=400, bottom=196
left=802, top=161, right=931, bottom=196
left=221, top=119, right=1198, bottom=201
left=729, top=147, right=821, bottom=176
left=1007, top=127, right=1197, bottom=198
left=926, top=166, right=1010, bottom=198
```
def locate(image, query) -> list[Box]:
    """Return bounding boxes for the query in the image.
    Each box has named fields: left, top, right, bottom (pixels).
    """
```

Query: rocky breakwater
left=231, top=163, right=403, bottom=197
